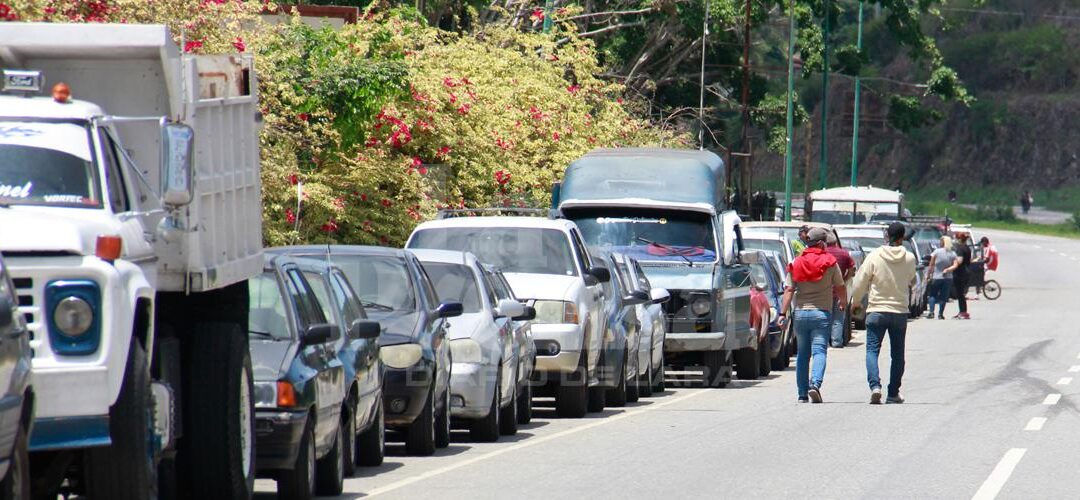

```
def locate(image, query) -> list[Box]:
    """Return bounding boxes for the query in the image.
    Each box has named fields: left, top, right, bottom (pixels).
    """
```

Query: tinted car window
left=410, top=227, right=578, bottom=277
left=335, top=255, right=416, bottom=318
left=286, top=269, right=326, bottom=326
left=248, top=272, right=292, bottom=340
left=423, top=262, right=482, bottom=313
left=304, top=272, right=340, bottom=339
left=413, top=259, right=440, bottom=308
left=330, top=271, right=365, bottom=324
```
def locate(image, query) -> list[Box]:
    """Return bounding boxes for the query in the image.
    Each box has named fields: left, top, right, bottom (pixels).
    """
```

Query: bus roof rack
left=435, top=207, right=560, bottom=219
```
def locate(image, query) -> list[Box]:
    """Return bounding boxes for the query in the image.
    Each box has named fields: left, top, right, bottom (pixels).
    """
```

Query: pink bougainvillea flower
left=555, top=7, right=567, bottom=15
left=529, top=8, right=544, bottom=21
left=448, top=93, right=458, bottom=104
left=415, top=119, right=431, bottom=132
left=298, top=113, right=310, bottom=122
left=494, top=170, right=511, bottom=185
left=418, top=166, right=428, bottom=175
left=529, top=106, right=544, bottom=120
left=616, top=97, right=625, bottom=105
left=364, top=136, right=379, bottom=148
left=437, top=146, right=452, bottom=157
left=442, top=76, right=457, bottom=88
left=390, top=123, right=412, bottom=148
left=411, top=156, right=423, bottom=168
left=183, top=40, right=204, bottom=53
left=0, top=3, right=18, bottom=20
left=567, top=84, right=580, bottom=94
left=320, top=219, right=339, bottom=233
left=456, top=104, right=471, bottom=115
left=285, top=208, right=296, bottom=224
left=360, top=194, right=369, bottom=202
left=552, top=131, right=560, bottom=141
left=232, top=37, right=246, bottom=52
left=381, top=199, right=392, bottom=208
left=333, top=197, right=345, bottom=210
left=289, top=174, right=299, bottom=186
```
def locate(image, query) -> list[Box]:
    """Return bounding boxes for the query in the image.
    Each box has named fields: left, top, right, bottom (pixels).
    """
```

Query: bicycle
left=980, top=279, right=1001, bottom=300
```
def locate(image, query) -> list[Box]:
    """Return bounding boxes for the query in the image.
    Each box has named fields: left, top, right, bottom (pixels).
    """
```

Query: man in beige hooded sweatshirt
left=851, top=222, right=917, bottom=404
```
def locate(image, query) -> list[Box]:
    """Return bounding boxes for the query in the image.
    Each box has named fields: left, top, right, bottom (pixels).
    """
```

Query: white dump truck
left=0, top=23, right=262, bottom=498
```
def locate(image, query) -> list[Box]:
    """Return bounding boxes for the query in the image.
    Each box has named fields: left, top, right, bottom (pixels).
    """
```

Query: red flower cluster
left=285, top=208, right=296, bottom=224
left=320, top=219, right=339, bottom=233
left=494, top=170, right=511, bottom=186
left=529, top=8, right=544, bottom=22
left=289, top=173, right=299, bottom=186
left=0, top=3, right=18, bottom=20
left=437, top=146, right=452, bottom=157
left=184, top=40, right=204, bottom=53
left=456, top=104, right=471, bottom=115
left=381, top=199, right=393, bottom=208
left=233, top=37, right=246, bottom=52
left=567, top=84, right=580, bottom=94
left=529, top=106, right=545, bottom=121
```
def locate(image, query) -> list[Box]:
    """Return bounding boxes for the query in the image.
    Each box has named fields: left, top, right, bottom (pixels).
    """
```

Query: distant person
left=1019, top=191, right=1033, bottom=214
left=779, top=227, right=846, bottom=404
left=925, top=235, right=958, bottom=319
left=825, top=232, right=855, bottom=348
left=952, top=232, right=973, bottom=319
left=979, top=236, right=998, bottom=272
left=850, top=222, right=917, bottom=404
left=791, top=225, right=810, bottom=256
left=948, top=190, right=958, bottom=203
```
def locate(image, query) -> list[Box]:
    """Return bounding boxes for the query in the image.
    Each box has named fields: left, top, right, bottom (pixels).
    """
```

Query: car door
left=287, top=268, right=345, bottom=450
left=411, top=256, right=451, bottom=395
left=330, top=270, right=381, bottom=424
left=491, top=271, right=533, bottom=385
left=569, top=229, right=603, bottom=371
left=480, top=268, right=515, bottom=404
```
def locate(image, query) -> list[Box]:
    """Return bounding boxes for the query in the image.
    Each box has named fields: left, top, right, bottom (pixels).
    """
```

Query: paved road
left=960, top=204, right=1071, bottom=225
left=255, top=228, right=1080, bottom=499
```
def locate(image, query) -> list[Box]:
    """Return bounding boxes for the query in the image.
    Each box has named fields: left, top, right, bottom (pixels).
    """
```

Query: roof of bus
left=808, top=186, right=904, bottom=202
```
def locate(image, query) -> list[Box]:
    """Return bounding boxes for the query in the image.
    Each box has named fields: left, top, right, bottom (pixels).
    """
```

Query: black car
left=304, top=246, right=462, bottom=456
left=269, top=248, right=386, bottom=472
left=249, top=253, right=369, bottom=499
left=0, top=256, right=31, bottom=499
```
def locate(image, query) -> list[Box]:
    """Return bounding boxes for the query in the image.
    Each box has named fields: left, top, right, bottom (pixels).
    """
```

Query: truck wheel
left=516, top=381, right=532, bottom=425
left=435, top=383, right=451, bottom=449
left=314, top=423, right=344, bottom=496
left=180, top=323, right=256, bottom=498
left=734, top=346, right=760, bottom=380
left=84, top=340, right=156, bottom=500
left=703, top=351, right=729, bottom=388
left=277, top=420, right=315, bottom=500
left=555, top=353, right=588, bottom=418
left=341, top=402, right=357, bottom=476
left=606, top=352, right=628, bottom=408
left=0, top=415, right=29, bottom=500
left=356, top=399, right=385, bottom=466
left=499, top=382, right=518, bottom=436
left=470, top=376, right=501, bottom=442
left=404, top=386, right=436, bottom=456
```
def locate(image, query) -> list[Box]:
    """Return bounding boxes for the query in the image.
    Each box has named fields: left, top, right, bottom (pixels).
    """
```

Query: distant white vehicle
left=807, top=186, right=905, bottom=224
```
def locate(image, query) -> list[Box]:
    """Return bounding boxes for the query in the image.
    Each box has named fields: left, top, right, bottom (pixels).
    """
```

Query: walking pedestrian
left=791, top=225, right=810, bottom=256
left=825, top=232, right=855, bottom=348
left=979, top=236, right=999, bottom=272
left=850, top=222, right=917, bottom=404
left=1020, top=191, right=1033, bottom=214
left=779, top=227, right=846, bottom=404
left=925, top=236, right=958, bottom=319
left=952, top=231, right=973, bottom=319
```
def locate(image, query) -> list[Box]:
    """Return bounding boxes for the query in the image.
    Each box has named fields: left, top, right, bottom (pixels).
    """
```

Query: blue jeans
left=865, top=312, right=907, bottom=397
left=830, top=299, right=846, bottom=347
left=794, top=309, right=831, bottom=398
left=927, top=278, right=951, bottom=316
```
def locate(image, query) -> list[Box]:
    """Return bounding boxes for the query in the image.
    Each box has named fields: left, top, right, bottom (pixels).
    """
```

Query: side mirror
left=649, top=288, right=670, bottom=304
left=302, top=323, right=337, bottom=347
left=161, top=122, right=196, bottom=207
left=622, top=289, right=650, bottom=306
left=588, top=266, right=611, bottom=283
left=0, top=295, right=13, bottom=329
left=513, top=305, right=537, bottom=321
left=435, top=301, right=463, bottom=318
left=495, top=298, right=526, bottom=319
left=349, top=319, right=381, bottom=339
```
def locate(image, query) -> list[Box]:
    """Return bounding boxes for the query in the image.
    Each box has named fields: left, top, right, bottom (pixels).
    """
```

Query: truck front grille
left=661, top=289, right=713, bottom=333
left=12, top=276, right=45, bottom=358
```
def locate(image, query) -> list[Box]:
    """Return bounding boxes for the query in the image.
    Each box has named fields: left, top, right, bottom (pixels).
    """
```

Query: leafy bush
left=974, top=205, right=1017, bottom=223
left=1071, top=212, right=1080, bottom=232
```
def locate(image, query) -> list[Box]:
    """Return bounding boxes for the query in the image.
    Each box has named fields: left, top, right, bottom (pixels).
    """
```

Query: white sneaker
left=870, top=387, right=882, bottom=405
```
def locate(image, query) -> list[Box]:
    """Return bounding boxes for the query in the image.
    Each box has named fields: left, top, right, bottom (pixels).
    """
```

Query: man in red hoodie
left=779, top=227, right=846, bottom=403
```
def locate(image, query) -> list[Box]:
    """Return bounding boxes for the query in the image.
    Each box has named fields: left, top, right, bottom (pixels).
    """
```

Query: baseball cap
left=887, top=222, right=906, bottom=242
left=807, top=227, right=829, bottom=244
left=825, top=231, right=838, bottom=244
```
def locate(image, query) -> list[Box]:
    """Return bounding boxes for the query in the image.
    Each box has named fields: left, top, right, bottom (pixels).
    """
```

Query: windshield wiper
left=635, top=236, right=693, bottom=267
left=248, top=330, right=276, bottom=339
left=361, top=301, right=395, bottom=312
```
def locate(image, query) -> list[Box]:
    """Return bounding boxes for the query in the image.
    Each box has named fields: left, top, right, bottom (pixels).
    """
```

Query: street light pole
left=543, top=0, right=553, bottom=33
left=817, top=0, right=830, bottom=189
left=850, top=0, right=864, bottom=187
left=783, top=0, right=797, bottom=221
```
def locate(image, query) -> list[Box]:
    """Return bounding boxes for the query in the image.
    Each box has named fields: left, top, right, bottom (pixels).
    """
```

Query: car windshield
left=248, top=273, right=292, bottom=340
left=809, top=201, right=901, bottom=224
left=567, top=208, right=717, bottom=263
left=742, top=238, right=789, bottom=266
left=331, top=255, right=416, bottom=319
left=0, top=121, right=102, bottom=208
left=409, top=227, right=577, bottom=276
left=422, top=262, right=482, bottom=313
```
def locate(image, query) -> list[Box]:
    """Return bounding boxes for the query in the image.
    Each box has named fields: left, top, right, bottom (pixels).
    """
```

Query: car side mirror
left=494, top=298, right=526, bottom=319
left=588, top=266, right=611, bottom=283
left=436, top=301, right=463, bottom=318
left=649, top=288, right=670, bottom=304
left=349, top=319, right=381, bottom=339
left=0, top=295, right=13, bottom=329
left=302, top=323, right=337, bottom=347
left=160, top=122, right=196, bottom=207
left=513, top=305, right=536, bottom=321
left=622, top=289, right=650, bottom=306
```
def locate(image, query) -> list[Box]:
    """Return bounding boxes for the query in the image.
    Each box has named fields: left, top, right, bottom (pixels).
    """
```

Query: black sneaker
left=925, top=312, right=934, bottom=320
left=808, top=386, right=822, bottom=403
left=886, top=393, right=905, bottom=404
left=798, top=397, right=809, bottom=403
left=938, top=314, right=945, bottom=320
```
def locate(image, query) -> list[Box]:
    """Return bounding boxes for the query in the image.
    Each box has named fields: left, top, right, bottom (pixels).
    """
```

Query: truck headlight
left=450, top=339, right=483, bottom=364
left=45, top=280, right=101, bottom=356
left=532, top=300, right=578, bottom=324
left=54, top=296, right=94, bottom=336
left=381, top=344, right=423, bottom=369
left=690, top=296, right=711, bottom=316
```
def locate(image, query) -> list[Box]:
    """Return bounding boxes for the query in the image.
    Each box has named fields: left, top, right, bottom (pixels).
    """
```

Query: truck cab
left=556, top=148, right=754, bottom=386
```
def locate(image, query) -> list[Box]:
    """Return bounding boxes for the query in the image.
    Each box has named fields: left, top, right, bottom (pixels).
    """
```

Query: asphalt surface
left=254, top=228, right=1080, bottom=499
left=959, top=204, right=1071, bottom=225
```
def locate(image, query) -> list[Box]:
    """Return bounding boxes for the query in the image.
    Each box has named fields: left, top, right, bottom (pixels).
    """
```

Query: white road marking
left=1070, top=365, right=1080, bottom=373
left=1024, top=417, right=1047, bottom=431
left=971, top=448, right=1027, bottom=500
left=364, top=388, right=710, bottom=498
left=1043, top=394, right=1062, bottom=405
left=1057, top=377, right=1073, bottom=386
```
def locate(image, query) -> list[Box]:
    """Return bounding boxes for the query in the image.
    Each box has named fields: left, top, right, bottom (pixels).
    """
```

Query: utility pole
left=783, top=0, right=797, bottom=221
left=740, top=0, right=752, bottom=213
left=817, top=0, right=831, bottom=189
left=542, top=0, right=553, bottom=32
left=698, top=0, right=710, bottom=150
left=850, top=0, right=864, bottom=187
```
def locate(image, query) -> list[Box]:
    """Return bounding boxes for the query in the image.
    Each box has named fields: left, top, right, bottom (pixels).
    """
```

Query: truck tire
left=341, top=402, right=357, bottom=476
left=555, top=354, right=588, bottom=418
left=180, top=322, right=256, bottom=499
left=470, top=375, right=501, bottom=442
left=0, top=414, right=29, bottom=500
left=734, top=346, right=760, bottom=380
left=84, top=340, right=156, bottom=500
left=758, top=337, right=772, bottom=377
left=277, top=420, right=315, bottom=500
left=314, top=423, right=344, bottom=496
left=435, top=383, right=451, bottom=449
left=703, top=350, right=729, bottom=388
left=356, top=400, right=385, bottom=466
left=404, top=386, right=436, bottom=456
left=516, top=381, right=532, bottom=425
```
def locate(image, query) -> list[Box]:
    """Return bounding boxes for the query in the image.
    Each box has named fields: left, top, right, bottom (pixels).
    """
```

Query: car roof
left=741, top=230, right=788, bottom=241
left=742, top=221, right=833, bottom=229
left=270, top=245, right=407, bottom=258
left=413, top=216, right=577, bottom=232
left=409, top=248, right=480, bottom=267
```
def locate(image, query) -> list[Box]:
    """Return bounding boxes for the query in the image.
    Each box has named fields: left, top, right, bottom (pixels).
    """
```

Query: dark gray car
left=0, top=256, right=31, bottom=498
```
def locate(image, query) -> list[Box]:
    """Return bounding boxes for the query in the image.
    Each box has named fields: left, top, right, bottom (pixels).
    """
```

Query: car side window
left=489, top=272, right=512, bottom=301
left=413, top=258, right=440, bottom=308
left=330, top=271, right=366, bottom=323
left=632, top=261, right=651, bottom=292
left=568, top=229, right=591, bottom=272
left=303, top=272, right=340, bottom=340
left=286, top=269, right=326, bottom=327
left=479, top=270, right=499, bottom=308
left=99, top=129, right=130, bottom=213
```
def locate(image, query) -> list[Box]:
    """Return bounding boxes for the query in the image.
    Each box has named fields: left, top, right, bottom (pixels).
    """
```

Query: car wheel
left=499, top=378, right=518, bottom=436
left=652, top=359, right=666, bottom=393
left=516, top=381, right=532, bottom=425
left=587, top=384, right=607, bottom=412
left=606, top=351, right=628, bottom=407
left=404, top=386, right=436, bottom=456
left=639, top=361, right=654, bottom=398
left=733, top=345, right=760, bottom=380
left=703, top=350, right=729, bottom=388
left=556, top=353, right=589, bottom=418
left=356, top=399, right=385, bottom=466
left=435, top=383, right=451, bottom=449
left=470, top=372, right=501, bottom=442
left=341, top=403, right=357, bottom=476
left=277, top=420, right=316, bottom=500
left=758, top=335, right=772, bottom=377
left=0, top=413, right=29, bottom=500
left=314, top=421, right=345, bottom=496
